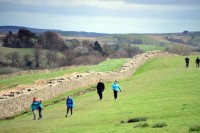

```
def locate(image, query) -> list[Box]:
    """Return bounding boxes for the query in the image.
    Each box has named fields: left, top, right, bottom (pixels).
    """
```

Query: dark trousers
left=38, top=108, right=42, bottom=119
left=113, top=90, right=118, bottom=99
left=186, top=62, right=189, bottom=68
left=67, top=107, right=73, bottom=115
left=98, top=91, right=103, bottom=100
left=196, top=63, right=199, bottom=68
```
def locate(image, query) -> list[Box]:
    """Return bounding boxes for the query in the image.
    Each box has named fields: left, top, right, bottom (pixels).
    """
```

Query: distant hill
left=0, top=26, right=109, bottom=37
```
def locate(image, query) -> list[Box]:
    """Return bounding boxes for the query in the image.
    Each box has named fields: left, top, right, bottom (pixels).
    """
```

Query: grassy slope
left=0, top=47, right=34, bottom=56
left=98, top=34, right=167, bottom=52
left=0, top=47, right=64, bottom=68
left=0, top=58, right=128, bottom=90
left=1, top=55, right=200, bottom=133
left=98, top=34, right=164, bottom=45
left=134, top=44, right=165, bottom=52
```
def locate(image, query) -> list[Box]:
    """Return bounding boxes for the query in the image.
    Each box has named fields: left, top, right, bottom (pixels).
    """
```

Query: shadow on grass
left=189, top=125, right=200, bottom=132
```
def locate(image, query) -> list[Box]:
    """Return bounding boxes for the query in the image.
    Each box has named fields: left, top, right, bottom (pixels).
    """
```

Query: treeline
left=3, top=29, right=67, bottom=50
left=0, top=29, right=143, bottom=73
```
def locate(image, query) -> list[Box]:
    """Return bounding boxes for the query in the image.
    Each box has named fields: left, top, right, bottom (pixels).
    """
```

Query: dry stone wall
left=0, top=51, right=172, bottom=119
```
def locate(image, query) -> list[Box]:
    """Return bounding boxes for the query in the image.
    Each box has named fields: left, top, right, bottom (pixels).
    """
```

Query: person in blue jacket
left=66, top=95, right=74, bottom=117
left=112, top=80, right=121, bottom=100
left=30, top=98, right=43, bottom=120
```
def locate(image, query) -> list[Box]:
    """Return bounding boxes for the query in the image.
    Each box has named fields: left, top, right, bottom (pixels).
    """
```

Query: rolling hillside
left=0, top=26, right=109, bottom=37
left=0, top=55, right=200, bottom=133
left=0, top=58, right=128, bottom=91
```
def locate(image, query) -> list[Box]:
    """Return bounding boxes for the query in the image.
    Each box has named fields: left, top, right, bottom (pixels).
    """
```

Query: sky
left=0, top=0, right=200, bottom=34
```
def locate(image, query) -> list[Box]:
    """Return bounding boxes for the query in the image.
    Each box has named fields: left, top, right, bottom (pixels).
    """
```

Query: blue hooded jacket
left=30, top=101, right=41, bottom=111
left=66, top=97, right=74, bottom=108
left=112, top=83, right=121, bottom=91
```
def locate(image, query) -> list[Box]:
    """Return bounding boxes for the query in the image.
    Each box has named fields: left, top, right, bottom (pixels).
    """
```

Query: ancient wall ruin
left=0, top=51, right=172, bottom=119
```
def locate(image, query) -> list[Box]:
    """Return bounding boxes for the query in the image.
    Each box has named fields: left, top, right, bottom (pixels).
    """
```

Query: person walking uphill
left=185, top=57, right=189, bottom=68
left=112, top=80, right=121, bottom=100
left=196, top=57, right=200, bottom=68
left=30, top=98, right=42, bottom=120
left=97, top=79, right=105, bottom=101
left=38, top=100, right=43, bottom=120
left=66, top=95, right=74, bottom=117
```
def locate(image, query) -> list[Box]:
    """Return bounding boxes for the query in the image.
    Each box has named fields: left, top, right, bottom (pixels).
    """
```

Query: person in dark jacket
left=38, top=100, right=43, bottom=120
left=66, top=95, right=74, bottom=117
left=196, top=57, right=200, bottom=68
left=185, top=57, right=189, bottom=68
left=97, top=79, right=105, bottom=101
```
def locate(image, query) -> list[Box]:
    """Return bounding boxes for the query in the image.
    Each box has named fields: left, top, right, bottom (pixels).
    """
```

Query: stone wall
left=0, top=51, right=172, bottom=119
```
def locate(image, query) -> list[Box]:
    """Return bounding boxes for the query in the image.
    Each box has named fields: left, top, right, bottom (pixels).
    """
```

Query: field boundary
left=0, top=51, right=173, bottom=119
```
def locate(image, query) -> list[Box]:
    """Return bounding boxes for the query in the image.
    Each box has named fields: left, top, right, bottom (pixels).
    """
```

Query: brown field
left=59, top=36, right=97, bottom=42
left=147, top=35, right=170, bottom=43
left=169, top=35, right=191, bottom=42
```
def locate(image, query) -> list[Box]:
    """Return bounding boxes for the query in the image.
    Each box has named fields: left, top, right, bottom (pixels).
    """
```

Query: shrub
left=165, top=44, right=191, bottom=55
left=127, top=117, right=147, bottom=123
left=152, top=122, right=167, bottom=128
left=0, top=67, right=23, bottom=75
left=134, top=122, right=149, bottom=128
left=189, top=125, right=200, bottom=132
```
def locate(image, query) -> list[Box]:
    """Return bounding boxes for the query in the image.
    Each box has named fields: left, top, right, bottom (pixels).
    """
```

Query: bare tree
left=165, top=44, right=191, bottom=55
left=38, top=31, right=66, bottom=51
left=0, top=51, right=3, bottom=64
left=110, top=50, right=128, bottom=58
left=23, top=54, right=33, bottom=67
left=34, top=44, right=43, bottom=68
left=5, top=51, right=21, bottom=67
left=46, top=50, right=58, bottom=68
left=58, top=49, right=75, bottom=66
left=124, top=45, right=144, bottom=57
left=73, top=54, right=105, bottom=65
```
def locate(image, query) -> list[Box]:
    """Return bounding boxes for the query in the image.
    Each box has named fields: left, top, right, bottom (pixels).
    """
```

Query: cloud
left=1, top=0, right=199, bottom=11
left=0, top=0, right=199, bottom=19
left=0, top=0, right=199, bottom=33
left=123, top=0, right=200, bottom=6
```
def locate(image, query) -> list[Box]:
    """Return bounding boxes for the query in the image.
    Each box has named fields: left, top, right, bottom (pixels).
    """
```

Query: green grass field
left=0, top=47, right=65, bottom=70
left=0, top=55, right=200, bottom=133
left=0, top=58, right=128, bottom=90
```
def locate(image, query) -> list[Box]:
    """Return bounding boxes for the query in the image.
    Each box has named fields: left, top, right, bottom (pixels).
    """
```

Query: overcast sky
left=0, top=0, right=200, bottom=33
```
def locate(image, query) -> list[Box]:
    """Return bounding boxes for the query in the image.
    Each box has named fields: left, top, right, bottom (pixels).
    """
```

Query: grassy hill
left=0, top=26, right=109, bottom=37
left=0, top=55, right=200, bottom=133
left=0, top=58, right=128, bottom=90
left=97, top=34, right=169, bottom=52
left=134, top=44, right=165, bottom=52
left=0, top=47, right=67, bottom=74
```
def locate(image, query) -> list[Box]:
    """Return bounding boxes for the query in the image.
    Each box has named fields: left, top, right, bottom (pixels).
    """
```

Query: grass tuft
left=120, top=120, right=126, bottom=124
left=134, top=122, right=149, bottom=128
left=127, top=117, right=147, bottom=123
left=152, top=122, right=167, bottom=128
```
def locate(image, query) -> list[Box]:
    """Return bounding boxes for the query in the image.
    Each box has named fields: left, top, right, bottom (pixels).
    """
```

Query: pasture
left=134, top=44, right=165, bottom=52
left=0, top=55, right=200, bottom=133
left=0, top=58, right=128, bottom=90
